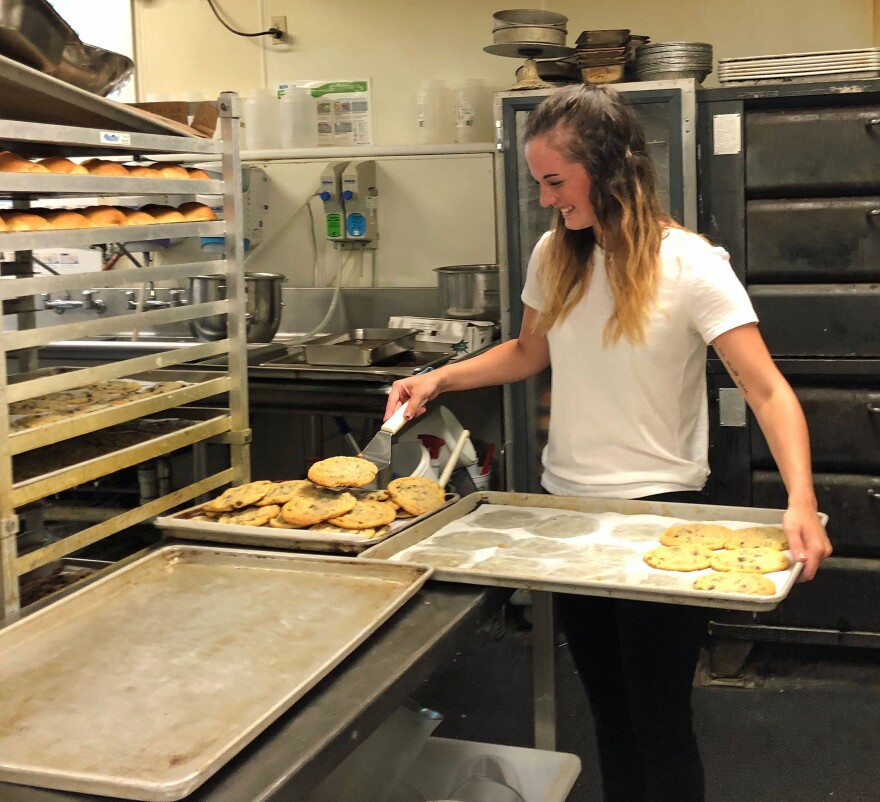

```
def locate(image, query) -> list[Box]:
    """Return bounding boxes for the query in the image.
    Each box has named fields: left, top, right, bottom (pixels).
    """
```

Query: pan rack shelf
left=0, top=92, right=250, bottom=618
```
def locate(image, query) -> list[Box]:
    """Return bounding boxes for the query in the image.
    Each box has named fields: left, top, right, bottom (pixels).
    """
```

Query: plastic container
left=393, top=441, right=438, bottom=481
left=417, top=79, right=454, bottom=145
left=396, top=737, right=581, bottom=802
left=243, top=88, right=280, bottom=150
left=399, top=406, right=478, bottom=469
left=279, top=86, right=319, bottom=148
left=466, top=464, right=492, bottom=491
left=455, top=79, right=493, bottom=144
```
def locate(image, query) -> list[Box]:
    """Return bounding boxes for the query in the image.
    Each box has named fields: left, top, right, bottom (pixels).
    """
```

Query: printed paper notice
left=712, top=113, right=742, bottom=155
left=278, top=79, right=374, bottom=146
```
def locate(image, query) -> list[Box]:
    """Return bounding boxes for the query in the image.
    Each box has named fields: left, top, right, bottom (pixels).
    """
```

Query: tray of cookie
left=8, top=367, right=230, bottom=453
left=155, top=456, right=460, bottom=554
left=359, top=491, right=829, bottom=611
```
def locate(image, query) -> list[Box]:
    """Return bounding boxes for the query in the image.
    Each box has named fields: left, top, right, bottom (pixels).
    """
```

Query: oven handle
left=867, top=404, right=880, bottom=414
left=868, top=118, right=880, bottom=128
left=868, top=208, right=880, bottom=219
left=868, top=489, right=880, bottom=501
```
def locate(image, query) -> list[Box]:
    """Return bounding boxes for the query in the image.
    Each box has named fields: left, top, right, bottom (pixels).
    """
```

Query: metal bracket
left=719, top=388, right=748, bottom=427
left=220, top=428, right=252, bottom=445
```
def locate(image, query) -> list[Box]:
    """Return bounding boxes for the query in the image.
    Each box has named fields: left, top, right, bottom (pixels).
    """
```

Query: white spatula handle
left=381, top=403, right=410, bottom=435
left=439, top=429, right=470, bottom=487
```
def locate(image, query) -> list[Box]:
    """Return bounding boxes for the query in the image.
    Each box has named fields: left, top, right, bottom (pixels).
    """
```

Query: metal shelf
left=0, top=91, right=249, bottom=617
left=15, top=467, right=236, bottom=575
left=0, top=174, right=224, bottom=197
left=0, top=220, right=225, bottom=250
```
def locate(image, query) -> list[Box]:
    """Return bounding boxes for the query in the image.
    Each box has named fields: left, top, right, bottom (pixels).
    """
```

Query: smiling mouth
left=559, top=206, right=574, bottom=216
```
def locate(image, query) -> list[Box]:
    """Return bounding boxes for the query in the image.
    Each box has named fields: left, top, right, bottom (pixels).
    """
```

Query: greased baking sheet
left=155, top=494, right=459, bottom=555
left=361, top=491, right=828, bottom=612
left=0, top=545, right=431, bottom=801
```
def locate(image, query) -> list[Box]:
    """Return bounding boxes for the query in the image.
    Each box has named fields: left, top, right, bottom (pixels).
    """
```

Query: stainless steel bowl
left=188, top=272, right=285, bottom=343
left=435, top=264, right=500, bottom=322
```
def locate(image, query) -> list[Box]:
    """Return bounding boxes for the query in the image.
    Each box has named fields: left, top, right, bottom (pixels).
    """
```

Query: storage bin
left=394, top=737, right=581, bottom=802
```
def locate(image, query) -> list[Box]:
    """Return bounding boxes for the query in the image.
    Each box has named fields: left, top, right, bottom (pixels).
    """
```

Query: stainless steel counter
left=0, top=579, right=506, bottom=801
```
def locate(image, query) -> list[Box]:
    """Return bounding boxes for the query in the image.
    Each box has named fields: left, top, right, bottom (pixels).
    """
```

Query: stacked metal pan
left=718, top=48, right=880, bottom=85
left=634, top=41, right=713, bottom=84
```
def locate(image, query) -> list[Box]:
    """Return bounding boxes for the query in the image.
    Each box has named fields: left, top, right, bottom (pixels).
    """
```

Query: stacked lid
left=718, top=47, right=880, bottom=85
left=634, top=41, right=713, bottom=83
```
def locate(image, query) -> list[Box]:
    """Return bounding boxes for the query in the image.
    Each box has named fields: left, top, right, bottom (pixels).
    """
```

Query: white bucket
left=392, top=441, right=438, bottom=481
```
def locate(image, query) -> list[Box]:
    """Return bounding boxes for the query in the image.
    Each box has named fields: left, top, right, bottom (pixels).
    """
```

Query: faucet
left=41, top=290, right=106, bottom=314
left=126, top=287, right=188, bottom=310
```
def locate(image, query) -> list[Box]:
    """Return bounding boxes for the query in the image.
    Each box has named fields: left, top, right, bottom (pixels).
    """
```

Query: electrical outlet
left=270, top=15, right=287, bottom=45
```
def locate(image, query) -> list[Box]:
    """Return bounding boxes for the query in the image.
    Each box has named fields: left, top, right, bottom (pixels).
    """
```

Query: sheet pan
left=361, top=491, right=829, bottom=612
left=155, top=493, right=459, bottom=555
left=0, top=545, right=431, bottom=800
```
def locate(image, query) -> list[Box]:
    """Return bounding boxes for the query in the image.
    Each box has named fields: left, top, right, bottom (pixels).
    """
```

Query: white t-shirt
left=521, top=227, right=758, bottom=499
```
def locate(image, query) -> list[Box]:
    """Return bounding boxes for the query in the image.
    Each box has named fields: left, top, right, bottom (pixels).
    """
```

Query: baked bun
left=118, top=208, right=157, bottom=226
left=81, top=158, right=130, bottom=177
left=187, top=167, right=211, bottom=180
left=178, top=201, right=217, bottom=222
left=82, top=205, right=128, bottom=227
left=0, top=216, right=7, bottom=232
left=127, top=164, right=162, bottom=178
left=158, top=164, right=189, bottom=179
left=0, top=151, right=34, bottom=173
left=2, top=212, right=52, bottom=231
left=38, top=156, right=89, bottom=175
left=139, top=204, right=185, bottom=223
left=29, top=162, right=50, bottom=174
left=45, top=210, right=94, bottom=230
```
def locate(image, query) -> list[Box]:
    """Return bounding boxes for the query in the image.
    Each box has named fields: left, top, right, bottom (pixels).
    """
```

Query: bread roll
left=178, top=201, right=217, bottom=222
left=158, top=164, right=189, bottom=179
left=127, top=164, right=162, bottom=178
left=38, top=156, right=89, bottom=175
left=0, top=151, right=34, bottom=173
left=0, top=216, right=7, bottom=232
left=29, top=162, right=50, bottom=174
left=186, top=167, right=211, bottom=180
left=139, top=204, right=185, bottom=223
left=2, top=212, right=52, bottom=232
left=45, top=210, right=95, bottom=230
left=82, top=205, right=127, bottom=227
left=118, top=207, right=157, bottom=226
left=81, top=158, right=130, bottom=177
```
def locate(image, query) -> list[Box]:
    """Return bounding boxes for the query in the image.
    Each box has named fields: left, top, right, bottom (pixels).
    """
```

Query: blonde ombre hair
left=524, top=85, right=675, bottom=345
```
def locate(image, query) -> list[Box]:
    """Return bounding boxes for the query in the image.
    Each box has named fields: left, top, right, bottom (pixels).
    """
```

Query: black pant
left=555, top=490, right=710, bottom=802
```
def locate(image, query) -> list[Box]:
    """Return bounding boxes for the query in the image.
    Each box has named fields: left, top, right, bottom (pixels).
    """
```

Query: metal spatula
left=360, top=404, right=410, bottom=483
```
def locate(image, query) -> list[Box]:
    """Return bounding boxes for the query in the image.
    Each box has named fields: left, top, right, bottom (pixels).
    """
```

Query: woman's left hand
left=783, top=503, right=833, bottom=582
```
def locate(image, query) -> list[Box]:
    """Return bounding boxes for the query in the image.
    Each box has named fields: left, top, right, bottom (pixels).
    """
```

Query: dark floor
left=415, top=604, right=880, bottom=802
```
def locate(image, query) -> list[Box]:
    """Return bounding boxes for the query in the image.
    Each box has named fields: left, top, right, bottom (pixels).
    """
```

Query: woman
left=385, top=84, right=831, bottom=801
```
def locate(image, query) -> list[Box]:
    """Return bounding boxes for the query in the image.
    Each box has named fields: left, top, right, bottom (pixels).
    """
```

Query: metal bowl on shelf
left=188, top=272, right=285, bottom=343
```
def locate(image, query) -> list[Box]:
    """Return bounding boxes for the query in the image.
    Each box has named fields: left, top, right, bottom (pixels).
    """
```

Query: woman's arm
left=712, top=322, right=832, bottom=581
left=384, top=305, right=551, bottom=420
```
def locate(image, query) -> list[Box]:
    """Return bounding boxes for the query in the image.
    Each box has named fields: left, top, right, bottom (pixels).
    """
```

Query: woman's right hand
left=384, top=371, right=443, bottom=422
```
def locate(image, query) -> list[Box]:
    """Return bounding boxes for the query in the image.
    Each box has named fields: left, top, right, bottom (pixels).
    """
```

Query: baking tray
left=249, top=348, right=451, bottom=381
left=303, top=328, right=419, bottom=366
left=361, top=491, right=830, bottom=612
left=0, top=544, right=431, bottom=800
left=0, top=0, right=74, bottom=72
left=155, top=493, right=460, bottom=555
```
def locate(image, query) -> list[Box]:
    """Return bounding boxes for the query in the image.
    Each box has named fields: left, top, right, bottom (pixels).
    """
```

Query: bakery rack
left=0, top=92, right=250, bottom=617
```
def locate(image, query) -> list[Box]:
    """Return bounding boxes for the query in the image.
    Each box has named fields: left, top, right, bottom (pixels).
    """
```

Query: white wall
left=133, top=0, right=877, bottom=144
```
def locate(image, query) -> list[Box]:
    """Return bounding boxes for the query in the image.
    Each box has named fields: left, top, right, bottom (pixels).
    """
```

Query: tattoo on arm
left=715, top=344, right=749, bottom=396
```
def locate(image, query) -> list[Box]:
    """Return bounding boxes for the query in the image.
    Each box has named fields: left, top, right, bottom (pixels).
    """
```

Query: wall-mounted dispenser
left=319, top=160, right=350, bottom=242
left=340, top=159, right=378, bottom=248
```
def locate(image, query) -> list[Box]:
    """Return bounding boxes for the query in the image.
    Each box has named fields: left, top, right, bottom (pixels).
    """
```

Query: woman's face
left=525, top=133, right=599, bottom=232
